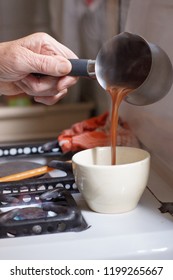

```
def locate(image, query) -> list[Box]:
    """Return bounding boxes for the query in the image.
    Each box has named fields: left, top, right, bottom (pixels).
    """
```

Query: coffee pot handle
left=68, top=59, right=95, bottom=77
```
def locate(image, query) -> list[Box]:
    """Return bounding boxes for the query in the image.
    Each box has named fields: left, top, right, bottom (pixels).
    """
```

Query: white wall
left=119, top=0, right=173, bottom=169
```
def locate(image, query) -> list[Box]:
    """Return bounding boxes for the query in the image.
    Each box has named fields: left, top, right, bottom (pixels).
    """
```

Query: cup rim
left=72, top=146, right=150, bottom=168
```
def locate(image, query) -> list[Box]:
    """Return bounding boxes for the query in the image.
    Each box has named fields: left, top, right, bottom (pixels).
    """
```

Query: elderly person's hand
left=0, top=32, right=78, bottom=105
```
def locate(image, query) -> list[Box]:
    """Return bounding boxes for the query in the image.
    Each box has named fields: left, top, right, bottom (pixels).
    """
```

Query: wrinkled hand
left=0, top=32, right=78, bottom=105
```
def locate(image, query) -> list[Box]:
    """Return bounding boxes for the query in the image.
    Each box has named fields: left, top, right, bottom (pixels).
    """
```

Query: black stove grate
left=0, top=167, right=76, bottom=194
left=0, top=187, right=88, bottom=238
left=0, top=142, right=58, bottom=157
left=0, top=140, right=72, bottom=158
left=0, top=140, right=73, bottom=160
left=0, top=142, right=88, bottom=238
left=0, top=141, right=77, bottom=193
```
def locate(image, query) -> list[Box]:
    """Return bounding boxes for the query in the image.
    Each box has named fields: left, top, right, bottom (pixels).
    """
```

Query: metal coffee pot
left=69, top=32, right=173, bottom=106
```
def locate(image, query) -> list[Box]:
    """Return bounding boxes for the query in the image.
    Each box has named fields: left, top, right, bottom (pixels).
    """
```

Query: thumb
left=29, top=53, right=72, bottom=77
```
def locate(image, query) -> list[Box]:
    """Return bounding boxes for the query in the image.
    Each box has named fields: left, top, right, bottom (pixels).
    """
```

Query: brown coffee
left=107, top=86, right=133, bottom=165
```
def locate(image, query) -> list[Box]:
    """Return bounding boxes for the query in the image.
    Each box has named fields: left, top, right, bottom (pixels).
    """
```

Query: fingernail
left=58, top=60, right=71, bottom=76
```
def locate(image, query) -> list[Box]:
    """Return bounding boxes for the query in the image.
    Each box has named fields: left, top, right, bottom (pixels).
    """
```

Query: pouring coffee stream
left=107, top=86, right=133, bottom=165
left=69, top=32, right=173, bottom=165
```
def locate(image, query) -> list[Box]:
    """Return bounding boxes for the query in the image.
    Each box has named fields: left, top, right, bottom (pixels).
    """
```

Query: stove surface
left=0, top=142, right=173, bottom=260
left=0, top=166, right=173, bottom=260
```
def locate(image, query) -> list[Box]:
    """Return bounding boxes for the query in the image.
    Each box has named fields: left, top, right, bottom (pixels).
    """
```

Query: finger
left=15, top=79, right=58, bottom=97
left=34, top=89, right=68, bottom=105
left=26, top=51, right=72, bottom=76
left=20, top=75, right=58, bottom=92
left=57, top=76, right=78, bottom=92
left=0, top=82, right=24, bottom=96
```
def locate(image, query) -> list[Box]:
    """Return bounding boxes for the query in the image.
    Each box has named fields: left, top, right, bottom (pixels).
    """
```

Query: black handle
left=68, top=59, right=90, bottom=77
left=48, top=160, right=72, bottom=172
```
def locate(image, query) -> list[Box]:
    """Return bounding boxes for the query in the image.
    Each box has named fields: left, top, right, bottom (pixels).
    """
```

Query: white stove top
left=0, top=157, right=173, bottom=260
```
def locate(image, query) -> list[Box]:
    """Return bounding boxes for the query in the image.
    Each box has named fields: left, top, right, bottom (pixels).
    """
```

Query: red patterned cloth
left=85, top=0, right=94, bottom=6
left=58, top=112, right=140, bottom=153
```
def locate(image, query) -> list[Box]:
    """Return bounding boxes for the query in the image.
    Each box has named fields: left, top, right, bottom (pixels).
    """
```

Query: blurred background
left=0, top=0, right=124, bottom=113
left=0, top=0, right=173, bottom=174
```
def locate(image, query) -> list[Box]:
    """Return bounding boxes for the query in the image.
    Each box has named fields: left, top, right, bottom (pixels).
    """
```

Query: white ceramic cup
left=72, top=146, right=150, bottom=214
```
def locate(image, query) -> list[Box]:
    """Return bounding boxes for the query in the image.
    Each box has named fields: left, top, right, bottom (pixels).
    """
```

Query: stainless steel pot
left=69, top=32, right=173, bottom=106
